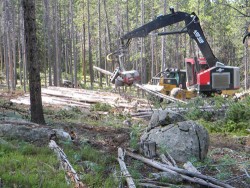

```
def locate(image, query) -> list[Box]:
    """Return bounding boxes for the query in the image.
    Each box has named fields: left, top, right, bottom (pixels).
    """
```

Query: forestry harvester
left=110, top=7, right=240, bottom=98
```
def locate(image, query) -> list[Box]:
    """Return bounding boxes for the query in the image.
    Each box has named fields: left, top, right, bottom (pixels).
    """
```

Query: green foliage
left=226, top=97, right=250, bottom=123
left=129, top=125, right=143, bottom=150
left=55, top=108, right=77, bottom=119
left=184, top=97, right=213, bottom=121
left=62, top=142, right=118, bottom=187
left=187, top=96, right=250, bottom=135
left=127, top=160, right=144, bottom=180
left=0, top=141, right=68, bottom=188
left=90, top=103, right=112, bottom=112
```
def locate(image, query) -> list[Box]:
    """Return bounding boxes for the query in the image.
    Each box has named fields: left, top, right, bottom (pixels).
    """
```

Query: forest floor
left=0, top=86, right=249, bottom=187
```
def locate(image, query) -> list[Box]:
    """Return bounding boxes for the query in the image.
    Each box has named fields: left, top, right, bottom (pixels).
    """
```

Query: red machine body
left=185, top=58, right=240, bottom=94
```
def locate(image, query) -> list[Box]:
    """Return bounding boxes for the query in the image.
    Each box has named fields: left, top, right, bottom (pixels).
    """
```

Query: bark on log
left=49, top=140, right=86, bottom=188
left=126, top=151, right=234, bottom=188
left=165, top=151, right=177, bottom=167
left=117, top=148, right=136, bottom=188
left=183, top=161, right=201, bottom=174
left=137, top=183, right=166, bottom=188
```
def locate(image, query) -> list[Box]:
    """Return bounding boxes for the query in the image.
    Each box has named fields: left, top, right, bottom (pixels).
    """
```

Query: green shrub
left=226, top=100, right=250, bottom=123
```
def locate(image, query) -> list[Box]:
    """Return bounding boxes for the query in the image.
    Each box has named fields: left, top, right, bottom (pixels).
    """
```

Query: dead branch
left=49, top=140, right=86, bottom=188
left=117, top=148, right=136, bottom=188
left=126, top=151, right=234, bottom=188
left=160, top=154, right=174, bottom=167
left=163, top=151, right=177, bottom=167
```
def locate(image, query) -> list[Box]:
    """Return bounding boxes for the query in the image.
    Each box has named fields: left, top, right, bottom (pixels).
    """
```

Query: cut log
left=126, top=151, right=234, bottom=188
left=49, top=140, right=86, bottom=188
left=117, top=148, right=136, bottom=188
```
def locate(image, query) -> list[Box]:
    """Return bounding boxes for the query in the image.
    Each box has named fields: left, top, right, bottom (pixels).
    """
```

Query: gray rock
left=141, top=120, right=209, bottom=162
left=148, top=109, right=186, bottom=131
left=0, top=123, right=72, bottom=145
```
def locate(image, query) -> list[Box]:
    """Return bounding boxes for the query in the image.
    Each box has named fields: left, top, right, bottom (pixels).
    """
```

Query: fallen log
left=137, top=183, right=166, bottom=188
left=49, top=140, right=86, bottom=188
left=126, top=151, right=234, bottom=188
left=138, top=179, right=177, bottom=187
left=117, top=148, right=136, bottom=188
left=159, top=154, right=218, bottom=188
left=93, top=66, right=113, bottom=76
left=134, top=83, right=188, bottom=104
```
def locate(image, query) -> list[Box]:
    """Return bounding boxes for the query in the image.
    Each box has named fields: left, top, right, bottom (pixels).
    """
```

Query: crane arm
left=120, top=9, right=219, bottom=67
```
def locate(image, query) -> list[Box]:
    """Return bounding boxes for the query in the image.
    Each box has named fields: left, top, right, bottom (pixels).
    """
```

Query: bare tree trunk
left=73, top=26, right=77, bottom=88
left=140, top=0, right=146, bottom=84
left=11, top=2, right=17, bottom=90
left=22, top=0, right=45, bottom=124
left=17, top=2, right=23, bottom=86
left=0, top=43, right=3, bottom=73
left=82, top=23, right=86, bottom=85
left=53, top=0, right=60, bottom=86
left=244, top=32, right=249, bottom=90
left=87, top=0, right=94, bottom=89
left=4, top=0, right=14, bottom=92
left=135, top=0, right=139, bottom=70
left=161, top=0, right=167, bottom=71
left=150, top=0, right=155, bottom=79
left=81, top=1, right=86, bottom=85
left=103, top=0, right=113, bottom=70
left=20, top=3, right=27, bottom=92
left=98, top=0, right=102, bottom=87
left=70, top=0, right=77, bottom=88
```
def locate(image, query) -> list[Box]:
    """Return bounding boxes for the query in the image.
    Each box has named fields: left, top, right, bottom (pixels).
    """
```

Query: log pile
left=117, top=148, right=235, bottom=188
left=10, top=86, right=151, bottom=112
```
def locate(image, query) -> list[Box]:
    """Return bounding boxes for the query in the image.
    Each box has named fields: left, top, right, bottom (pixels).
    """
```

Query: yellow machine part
left=158, top=79, right=175, bottom=94
left=221, top=90, right=238, bottom=96
left=158, top=78, right=196, bottom=100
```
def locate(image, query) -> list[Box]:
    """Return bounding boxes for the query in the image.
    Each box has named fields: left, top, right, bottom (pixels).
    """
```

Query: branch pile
left=117, top=148, right=235, bottom=188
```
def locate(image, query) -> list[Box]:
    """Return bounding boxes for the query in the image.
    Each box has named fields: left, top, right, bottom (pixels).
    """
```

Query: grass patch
left=0, top=141, right=68, bottom=188
left=62, top=142, right=119, bottom=187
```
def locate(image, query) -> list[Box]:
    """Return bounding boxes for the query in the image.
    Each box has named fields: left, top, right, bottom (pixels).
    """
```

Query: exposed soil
left=62, top=122, right=131, bottom=153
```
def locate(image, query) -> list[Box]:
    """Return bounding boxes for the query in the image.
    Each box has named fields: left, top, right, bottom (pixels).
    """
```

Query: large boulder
left=142, top=110, right=209, bottom=162
left=148, top=109, right=186, bottom=131
left=0, top=121, right=71, bottom=145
